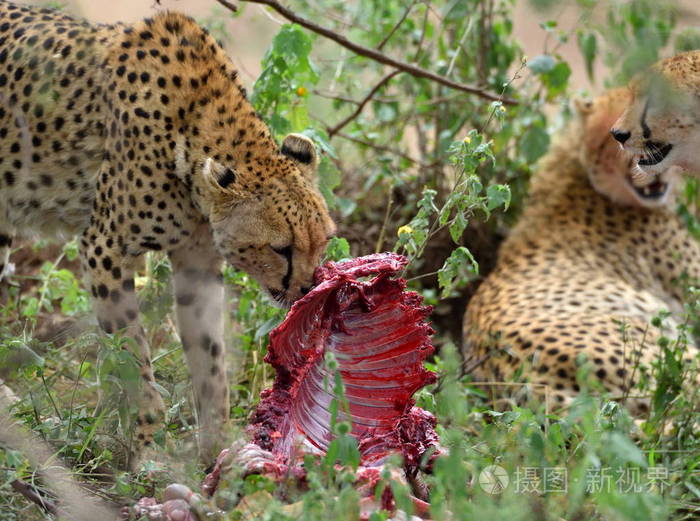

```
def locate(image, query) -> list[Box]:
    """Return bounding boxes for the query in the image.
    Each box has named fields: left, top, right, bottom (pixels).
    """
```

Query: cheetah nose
left=610, top=128, right=631, bottom=144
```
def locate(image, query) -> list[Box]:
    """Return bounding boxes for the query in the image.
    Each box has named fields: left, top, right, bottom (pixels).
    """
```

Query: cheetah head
left=611, top=51, right=700, bottom=185
left=187, top=134, right=335, bottom=307
left=576, top=88, right=681, bottom=209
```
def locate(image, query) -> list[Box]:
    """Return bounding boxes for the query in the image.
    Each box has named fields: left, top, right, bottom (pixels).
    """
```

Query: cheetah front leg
left=169, top=231, right=229, bottom=464
left=80, top=230, right=166, bottom=469
left=0, top=230, right=15, bottom=281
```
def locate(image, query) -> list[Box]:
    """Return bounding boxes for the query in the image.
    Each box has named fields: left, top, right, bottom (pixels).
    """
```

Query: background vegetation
left=2, top=0, right=700, bottom=519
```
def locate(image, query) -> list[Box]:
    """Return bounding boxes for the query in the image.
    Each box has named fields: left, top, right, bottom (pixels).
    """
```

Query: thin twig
left=41, top=372, right=63, bottom=421
left=406, top=270, right=440, bottom=282
left=11, top=480, right=58, bottom=515
left=256, top=3, right=284, bottom=24
left=374, top=190, right=395, bottom=253
left=446, top=18, right=472, bottom=78
left=463, top=354, right=489, bottom=376
left=312, top=90, right=360, bottom=105
left=214, top=0, right=239, bottom=12
left=412, top=1, right=430, bottom=62
left=419, top=93, right=461, bottom=106
left=333, top=131, right=431, bottom=168
left=303, top=0, right=359, bottom=28
left=328, top=70, right=401, bottom=137
left=232, top=0, right=517, bottom=105
left=479, top=60, right=526, bottom=133
left=376, top=0, right=417, bottom=51
left=67, top=351, right=90, bottom=436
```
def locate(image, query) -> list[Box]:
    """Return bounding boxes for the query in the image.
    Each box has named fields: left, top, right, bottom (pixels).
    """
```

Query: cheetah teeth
left=638, top=143, right=673, bottom=166
left=633, top=181, right=668, bottom=199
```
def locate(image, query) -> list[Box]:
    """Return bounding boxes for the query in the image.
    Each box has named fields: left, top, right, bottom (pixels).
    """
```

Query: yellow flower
left=463, top=136, right=472, bottom=144
left=397, top=225, right=414, bottom=236
left=296, top=86, right=307, bottom=97
left=134, top=275, right=149, bottom=290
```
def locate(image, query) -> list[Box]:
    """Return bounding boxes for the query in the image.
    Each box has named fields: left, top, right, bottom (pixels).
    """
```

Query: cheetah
left=611, top=50, right=700, bottom=185
left=464, top=88, right=700, bottom=411
left=0, top=1, right=335, bottom=466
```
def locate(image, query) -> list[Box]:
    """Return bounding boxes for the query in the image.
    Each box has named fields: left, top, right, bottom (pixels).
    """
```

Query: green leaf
left=318, top=159, right=341, bottom=209
left=417, top=188, right=438, bottom=215
left=451, top=131, right=496, bottom=172
left=267, top=113, right=291, bottom=137
left=289, top=104, right=309, bottom=132
left=324, top=237, right=351, bottom=262
left=527, top=54, right=555, bottom=73
left=324, top=437, right=340, bottom=466
left=374, top=101, right=399, bottom=122
left=62, top=238, right=80, bottom=261
left=449, top=211, right=467, bottom=244
left=5, top=449, right=26, bottom=468
left=675, top=28, right=700, bottom=54
left=301, top=128, right=337, bottom=159
left=602, top=432, right=647, bottom=467
left=486, top=184, right=511, bottom=211
left=274, top=25, right=312, bottom=59
left=539, top=20, right=558, bottom=32
left=255, top=316, right=282, bottom=341
left=437, top=247, right=479, bottom=298
left=22, top=297, right=39, bottom=318
left=577, top=31, right=597, bottom=80
left=541, top=61, right=571, bottom=97
left=336, top=197, right=356, bottom=218
left=520, top=124, right=550, bottom=164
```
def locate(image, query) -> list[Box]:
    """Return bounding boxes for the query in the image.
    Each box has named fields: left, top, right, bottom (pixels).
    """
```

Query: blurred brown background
left=11, top=0, right=700, bottom=93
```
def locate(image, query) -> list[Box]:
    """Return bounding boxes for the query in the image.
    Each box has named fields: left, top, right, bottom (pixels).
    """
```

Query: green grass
left=1, top=243, right=700, bottom=520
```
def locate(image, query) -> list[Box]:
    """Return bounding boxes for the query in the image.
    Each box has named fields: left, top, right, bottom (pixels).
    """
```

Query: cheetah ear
left=573, top=96, right=594, bottom=117
left=281, top=133, right=318, bottom=179
left=201, top=158, right=240, bottom=192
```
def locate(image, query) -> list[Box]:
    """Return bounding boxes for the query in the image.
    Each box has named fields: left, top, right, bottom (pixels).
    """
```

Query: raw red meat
left=127, top=254, right=441, bottom=521
left=248, top=253, right=439, bottom=470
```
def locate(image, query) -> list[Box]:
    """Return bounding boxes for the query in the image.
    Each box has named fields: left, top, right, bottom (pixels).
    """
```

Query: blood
left=248, top=253, right=440, bottom=471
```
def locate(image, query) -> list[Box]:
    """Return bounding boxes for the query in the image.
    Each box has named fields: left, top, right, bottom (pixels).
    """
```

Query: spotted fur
left=464, top=89, right=700, bottom=412
left=0, top=1, right=335, bottom=466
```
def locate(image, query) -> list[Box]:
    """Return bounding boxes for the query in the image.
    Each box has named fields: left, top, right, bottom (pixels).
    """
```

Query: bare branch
left=376, top=0, right=417, bottom=51
left=328, top=70, right=401, bottom=137
left=11, top=480, right=58, bottom=516
left=214, top=0, right=239, bottom=12
left=229, top=0, right=517, bottom=105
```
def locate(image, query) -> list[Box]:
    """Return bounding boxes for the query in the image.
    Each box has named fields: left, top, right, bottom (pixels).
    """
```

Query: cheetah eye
left=272, top=245, right=293, bottom=260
